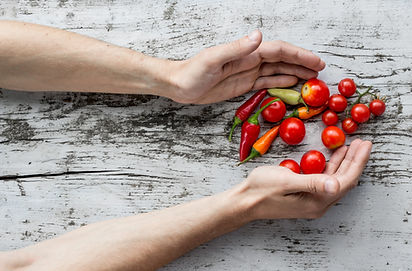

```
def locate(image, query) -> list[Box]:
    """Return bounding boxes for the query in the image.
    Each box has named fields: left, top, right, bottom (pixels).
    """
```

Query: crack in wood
left=0, top=170, right=120, bottom=181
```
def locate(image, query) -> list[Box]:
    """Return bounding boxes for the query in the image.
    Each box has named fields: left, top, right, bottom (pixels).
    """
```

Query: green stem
left=299, top=96, right=309, bottom=112
left=228, top=116, right=242, bottom=142
left=247, top=98, right=280, bottom=125
left=353, top=86, right=373, bottom=105
left=347, top=86, right=373, bottom=115
left=238, top=148, right=261, bottom=165
left=285, top=109, right=298, bottom=119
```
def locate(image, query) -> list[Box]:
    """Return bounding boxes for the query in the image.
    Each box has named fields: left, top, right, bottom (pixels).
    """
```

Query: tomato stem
left=347, top=86, right=373, bottom=115
left=353, top=86, right=373, bottom=105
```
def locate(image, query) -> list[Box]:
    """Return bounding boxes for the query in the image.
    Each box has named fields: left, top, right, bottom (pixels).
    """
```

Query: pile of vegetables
left=229, top=78, right=385, bottom=174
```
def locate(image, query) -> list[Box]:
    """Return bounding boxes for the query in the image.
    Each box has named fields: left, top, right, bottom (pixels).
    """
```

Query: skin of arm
left=0, top=139, right=372, bottom=271
left=0, top=20, right=325, bottom=104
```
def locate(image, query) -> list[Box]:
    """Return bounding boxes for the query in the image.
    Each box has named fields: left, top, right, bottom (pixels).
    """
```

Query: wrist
left=222, top=180, right=262, bottom=225
left=127, top=51, right=180, bottom=98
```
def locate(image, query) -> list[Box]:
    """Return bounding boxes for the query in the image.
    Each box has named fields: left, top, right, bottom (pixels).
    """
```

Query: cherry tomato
left=301, top=78, right=330, bottom=107
left=338, top=78, right=356, bottom=97
left=300, top=150, right=326, bottom=174
left=328, top=94, right=347, bottom=112
left=342, top=118, right=358, bottom=134
left=369, top=99, right=386, bottom=116
left=279, top=159, right=300, bottom=174
left=351, top=104, right=370, bottom=123
left=260, top=97, right=287, bottom=122
left=322, top=110, right=339, bottom=126
left=321, top=126, right=346, bottom=149
left=279, top=117, right=306, bottom=145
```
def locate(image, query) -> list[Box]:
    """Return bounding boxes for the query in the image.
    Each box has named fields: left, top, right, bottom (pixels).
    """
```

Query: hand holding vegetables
left=241, top=139, right=372, bottom=219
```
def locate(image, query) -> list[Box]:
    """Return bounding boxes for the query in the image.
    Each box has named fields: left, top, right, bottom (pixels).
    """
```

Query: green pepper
left=268, top=88, right=304, bottom=105
left=268, top=88, right=308, bottom=110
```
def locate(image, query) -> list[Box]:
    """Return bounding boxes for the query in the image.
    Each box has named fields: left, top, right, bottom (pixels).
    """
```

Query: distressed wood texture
left=1, top=0, right=412, bottom=270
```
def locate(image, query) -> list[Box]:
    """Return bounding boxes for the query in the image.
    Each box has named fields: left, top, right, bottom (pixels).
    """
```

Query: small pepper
left=239, top=99, right=279, bottom=161
left=238, top=125, right=280, bottom=165
left=286, top=103, right=328, bottom=120
left=228, top=89, right=267, bottom=142
left=268, top=88, right=305, bottom=105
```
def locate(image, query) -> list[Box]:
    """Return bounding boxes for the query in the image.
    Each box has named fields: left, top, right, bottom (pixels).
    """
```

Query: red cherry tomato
left=342, top=118, right=358, bottom=134
left=328, top=94, right=348, bottom=112
left=351, top=104, right=370, bottom=123
left=279, top=117, right=306, bottom=145
left=369, top=99, right=386, bottom=116
left=279, top=159, right=300, bottom=174
left=321, top=126, right=346, bottom=149
left=301, top=78, right=330, bottom=107
left=322, top=110, right=339, bottom=126
left=300, top=150, right=326, bottom=174
left=338, top=78, right=356, bottom=97
left=260, top=97, right=287, bottom=122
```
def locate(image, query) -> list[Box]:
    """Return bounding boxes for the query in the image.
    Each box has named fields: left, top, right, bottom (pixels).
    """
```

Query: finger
left=259, top=62, right=318, bottom=80
left=335, top=139, right=363, bottom=175
left=324, top=145, right=348, bottom=175
left=338, top=140, right=372, bottom=193
left=282, top=173, right=340, bottom=196
left=258, top=40, right=326, bottom=71
left=195, top=66, right=260, bottom=104
left=252, top=75, right=298, bottom=90
left=221, top=51, right=261, bottom=78
left=201, top=30, right=262, bottom=67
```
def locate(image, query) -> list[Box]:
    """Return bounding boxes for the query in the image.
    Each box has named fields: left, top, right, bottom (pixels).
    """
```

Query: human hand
left=232, top=139, right=372, bottom=220
left=167, top=30, right=325, bottom=104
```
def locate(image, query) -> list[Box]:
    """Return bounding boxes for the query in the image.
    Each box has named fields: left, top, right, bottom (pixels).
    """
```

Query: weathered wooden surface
left=1, top=0, right=412, bottom=270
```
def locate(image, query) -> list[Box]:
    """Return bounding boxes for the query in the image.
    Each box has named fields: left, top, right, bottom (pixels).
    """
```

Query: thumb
left=204, top=30, right=262, bottom=65
left=283, top=174, right=340, bottom=196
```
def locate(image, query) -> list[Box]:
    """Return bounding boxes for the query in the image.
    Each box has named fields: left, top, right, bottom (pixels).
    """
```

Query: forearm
left=0, top=20, right=176, bottom=97
left=9, top=184, right=251, bottom=271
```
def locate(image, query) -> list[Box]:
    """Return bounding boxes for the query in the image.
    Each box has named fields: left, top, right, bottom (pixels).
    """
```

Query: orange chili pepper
left=287, top=103, right=328, bottom=120
left=238, top=125, right=280, bottom=165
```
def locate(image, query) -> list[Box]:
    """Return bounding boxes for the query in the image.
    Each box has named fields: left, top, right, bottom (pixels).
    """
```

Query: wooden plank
left=0, top=0, right=411, bottom=270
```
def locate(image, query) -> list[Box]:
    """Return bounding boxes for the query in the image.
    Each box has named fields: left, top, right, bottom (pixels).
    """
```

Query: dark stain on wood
left=1, top=119, right=35, bottom=142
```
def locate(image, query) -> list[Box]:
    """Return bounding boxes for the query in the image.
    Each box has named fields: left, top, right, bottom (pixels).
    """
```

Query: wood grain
left=1, top=0, right=411, bottom=270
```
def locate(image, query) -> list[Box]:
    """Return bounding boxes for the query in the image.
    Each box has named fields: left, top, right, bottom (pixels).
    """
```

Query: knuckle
left=306, top=177, right=318, bottom=193
left=275, top=40, right=284, bottom=57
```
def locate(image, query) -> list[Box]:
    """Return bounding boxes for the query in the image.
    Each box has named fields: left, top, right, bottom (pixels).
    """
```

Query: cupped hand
left=236, top=139, right=372, bottom=220
left=168, top=30, right=325, bottom=104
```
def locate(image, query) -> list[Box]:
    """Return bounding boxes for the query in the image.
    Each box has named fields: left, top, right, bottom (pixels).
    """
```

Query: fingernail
left=248, top=30, right=260, bottom=42
left=325, top=179, right=338, bottom=194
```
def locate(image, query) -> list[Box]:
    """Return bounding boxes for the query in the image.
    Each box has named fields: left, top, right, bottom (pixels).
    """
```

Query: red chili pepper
left=238, top=124, right=280, bottom=165
left=228, top=89, right=267, bottom=142
left=239, top=99, right=279, bottom=161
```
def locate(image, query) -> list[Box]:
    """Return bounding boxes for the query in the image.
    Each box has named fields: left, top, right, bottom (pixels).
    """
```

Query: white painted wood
left=1, top=0, right=411, bottom=270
